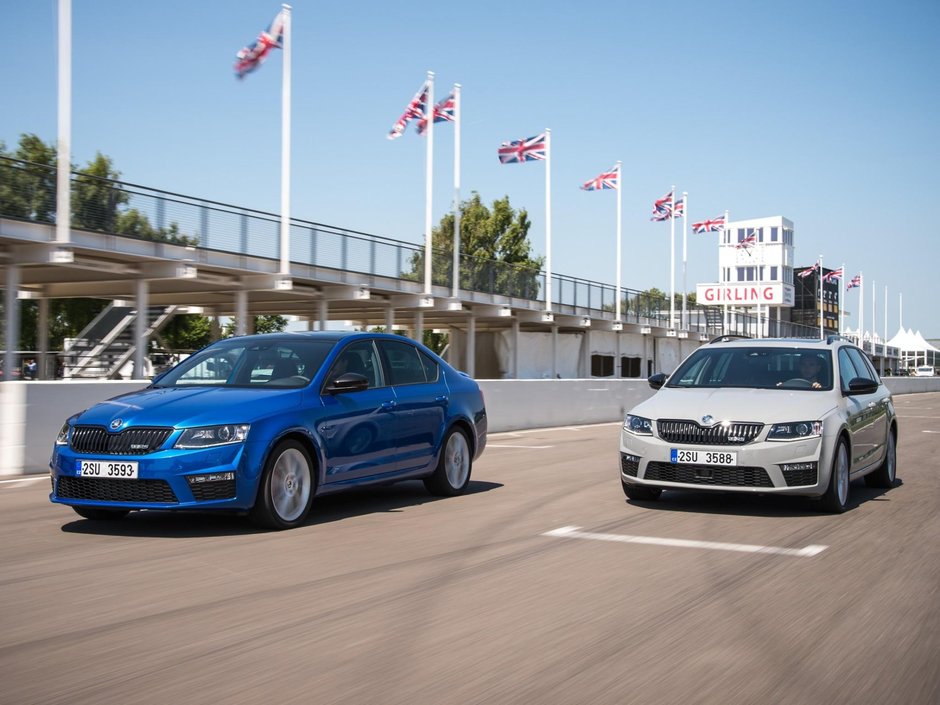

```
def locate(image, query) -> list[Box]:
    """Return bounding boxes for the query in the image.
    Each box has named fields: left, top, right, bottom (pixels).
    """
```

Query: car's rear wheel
left=72, top=507, right=130, bottom=521
left=865, top=430, right=897, bottom=488
left=820, top=439, right=850, bottom=513
left=424, top=427, right=472, bottom=496
left=621, top=480, right=662, bottom=501
left=250, top=440, right=315, bottom=530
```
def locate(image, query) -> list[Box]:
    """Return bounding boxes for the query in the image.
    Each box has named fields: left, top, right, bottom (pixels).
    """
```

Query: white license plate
left=77, top=460, right=139, bottom=479
left=670, top=449, right=737, bottom=466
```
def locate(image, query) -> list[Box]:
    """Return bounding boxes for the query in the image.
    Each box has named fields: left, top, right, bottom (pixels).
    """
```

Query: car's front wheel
left=424, top=427, right=472, bottom=496
left=820, top=439, right=850, bottom=513
left=621, top=480, right=662, bottom=501
left=250, top=440, right=315, bottom=530
left=865, top=430, right=897, bottom=488
left=72, top=507, right=130, bottom=521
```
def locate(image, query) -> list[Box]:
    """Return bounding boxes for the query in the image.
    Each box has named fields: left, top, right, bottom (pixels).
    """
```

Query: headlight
left=175, top=424, right=250, bottom=449
left=623, top=414, right=653, bottom=436
left=767, top=421, right=822, bottom=441
left=55, top=421, right=70, bottom=446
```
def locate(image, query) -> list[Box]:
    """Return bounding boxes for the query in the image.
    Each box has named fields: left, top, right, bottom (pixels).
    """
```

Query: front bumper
left=620, top=429, right=830, bottom=496
left=49, top=440, right=264, bottom=511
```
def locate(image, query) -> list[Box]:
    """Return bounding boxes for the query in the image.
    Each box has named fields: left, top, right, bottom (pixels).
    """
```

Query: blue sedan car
left=49, top=332, right=487, bottom=529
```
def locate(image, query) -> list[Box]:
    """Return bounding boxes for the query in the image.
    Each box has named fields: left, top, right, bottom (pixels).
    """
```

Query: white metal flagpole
left=451, top=83, right=461, bottom=299
left=615, top=161, right=622, bottom=321
left=424, top=70, right=434, bottom=295
left=872, top=277, right=876, bottom=351
left=840, top=261, right=845, bottom=334
left=681, top=191, right=688, bottom=329
left=858, top=272, right=864, bottom=349
left=545, top=128, right=552, bottom=312
left=279, top=4, right=292, bottom=277
left=818, top=255, right=824, bottom=340
left=670, top=185, right=676, bottom=329
left=723, top=210, right=729, bottom=333
left=57, top=0, right=71, bottom=245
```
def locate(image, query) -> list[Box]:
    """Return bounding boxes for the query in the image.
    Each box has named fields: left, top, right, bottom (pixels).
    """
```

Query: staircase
left=63, top=303, right=178, bottom=379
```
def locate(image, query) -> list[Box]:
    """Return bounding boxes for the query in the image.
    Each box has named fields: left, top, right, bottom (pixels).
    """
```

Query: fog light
left=186, top=472, right=235, bottom=485
left=781, top=462, right=817, bottom=473
left=622, top=453, right=641, bottom=463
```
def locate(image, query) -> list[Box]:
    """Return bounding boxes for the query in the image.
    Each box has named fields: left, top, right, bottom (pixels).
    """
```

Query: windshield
left=154, top=339, right=335, bottom=388
left=666, top=346, right=833, bottom=390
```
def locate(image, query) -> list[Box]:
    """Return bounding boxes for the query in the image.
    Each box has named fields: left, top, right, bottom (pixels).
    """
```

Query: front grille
left=190, top=480, right=237, bottom=501
left=57, top=476, right=178, bottom=503
left=645, top=462, right=773, bottom=487
left=70, top=426, right=173, bottom=455
left=783, top=467, right=818, bottom=487
left=657, top=420, right=763, bottom=446
left=620, top=455, right=639, bottom=477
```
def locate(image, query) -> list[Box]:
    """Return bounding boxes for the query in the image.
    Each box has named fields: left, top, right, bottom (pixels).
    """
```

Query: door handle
left=867, top=402, right=877, bottom=408
left=380, top=400, right=397, bottom=411
left=435, top=395, right=449, bottom=403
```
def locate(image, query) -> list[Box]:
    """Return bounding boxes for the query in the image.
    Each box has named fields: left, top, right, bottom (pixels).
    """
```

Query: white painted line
left=923, top=430, right=940, bottom=434
left=0, top=476, right=48, bottom=485
left=543, top=526, right=828, bottom=558
left=488, top=422, right=621, bottom=439
left=487, top=444, right=554, bottom=449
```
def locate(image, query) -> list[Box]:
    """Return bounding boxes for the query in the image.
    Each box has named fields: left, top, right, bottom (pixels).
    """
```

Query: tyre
left=424, top=427, right=472, bottom=497
left=865, top=430, right=897, bottom=488
left=250, top=440, right=315, bottom=530
left=621, top=480, right=662, bottom=501
left=819, top=439, right=850, bottom=513
left=72, top=507, right=130, bottom=521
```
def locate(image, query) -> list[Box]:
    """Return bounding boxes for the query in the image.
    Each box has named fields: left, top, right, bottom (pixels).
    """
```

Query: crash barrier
left=2, top=377, right=938, bottom=476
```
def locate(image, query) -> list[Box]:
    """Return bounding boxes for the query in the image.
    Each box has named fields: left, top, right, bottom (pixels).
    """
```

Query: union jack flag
left=234, top=9, right=285, bottom=79
left=797, top=262, right=819, bottom=278
left=673, top=196, right=685, bottom=219
left=692, top=214, right=725, bottom=233
left=650, top=191, right=673, bottom=221
left=388, top=81, right=429, bottom=140
left=580, top=164, right=620, bottom=191
left=417, top=92, right=456, bottom=135
left=823, top=266, right=844, bottom=283
left=846, top=273, right=862, bottom=290
left=498, top=134, right=547, bottom=164
left=736, top=233, right=757, bottom=250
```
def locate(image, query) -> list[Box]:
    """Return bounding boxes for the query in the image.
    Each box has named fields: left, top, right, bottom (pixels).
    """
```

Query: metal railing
left=1, top=156, right=826, bottom=338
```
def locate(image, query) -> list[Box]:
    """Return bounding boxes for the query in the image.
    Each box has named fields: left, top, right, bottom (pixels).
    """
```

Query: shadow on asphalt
left=59, top=479, right=503, bottom=538
left=626, top=478, right=903, bottom=517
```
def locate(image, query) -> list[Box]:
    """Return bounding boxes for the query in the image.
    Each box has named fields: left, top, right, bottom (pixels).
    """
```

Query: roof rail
left=826, top=335, right=854, bottom=345
left=707, top=334, right=752, bottom=344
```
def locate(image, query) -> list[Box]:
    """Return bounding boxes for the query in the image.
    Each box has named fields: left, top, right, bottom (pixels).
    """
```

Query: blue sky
left=2, top=0, right=938, bottom=336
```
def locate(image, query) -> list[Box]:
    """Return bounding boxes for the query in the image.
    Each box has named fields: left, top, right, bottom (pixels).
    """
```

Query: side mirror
left=648, top=373, right=667, bottom=390
left=326, top=372, right=369, bottom=395
left=845, top=377, right=878, bottom=395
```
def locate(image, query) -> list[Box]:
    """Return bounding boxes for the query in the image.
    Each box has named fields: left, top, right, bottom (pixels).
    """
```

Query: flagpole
left=669, top=184, right=676, bottom=329
left=615, top=161, right=622, bottom=321
left=723, top=210, right=729, bottom=333
left=451, top=83, right=461, bottom=299
left=681, top=191, right=688, bottom=329
left=278, top=4, right=292, bottom=277
left=756, top=229, right=763, bottom=339
left=57, top=0, right=71, bottom=245
left=818, top=255, right=824, bottom=340
left=872, top=277, right=876, bottom=353
left=840, top=261, right=845, bottom=335
left=423, top=70, right=435, bottom=295
left=858, top=272, right=864, bottom=349
left=545, top=128, right=552, bottom=312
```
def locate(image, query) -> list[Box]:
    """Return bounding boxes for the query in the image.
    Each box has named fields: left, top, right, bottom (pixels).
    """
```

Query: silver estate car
left=620, top=336, right=898, bottom=512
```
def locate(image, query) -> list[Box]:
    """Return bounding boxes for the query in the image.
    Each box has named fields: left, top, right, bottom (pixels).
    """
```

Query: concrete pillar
left=615, top=330, right=622, bottom=378
left=38, top=297, right=49, bottom=380
left=246, top=314, right=256, bottom=336
left=133, top=278, right=149, bottom=380
left=467, top=315, right=476, bottom=378
left=551, top=325, right=558, bottom=379
left=235, top=290, right=248, bottom=336
left=208, top=309, right=221, bottom=341
left=3, top=264, right=21, bottom=381
left=414, top=310, right=425, bottom=343
left=581, top=328, right=592, bottom=378
left=511, top=318, right=520, bottom=379
left=385, top=306, right=395, bottom=333
left=318, top=298, right=328, bottom=330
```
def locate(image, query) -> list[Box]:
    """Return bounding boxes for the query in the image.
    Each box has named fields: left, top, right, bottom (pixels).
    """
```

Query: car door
left=847, top=347, right=889, bottom=465
left=837, top=347, right=877, bottom=469
left=377, top=339, right=448, bottom=474
left=318, top=340, right=398, bottom=483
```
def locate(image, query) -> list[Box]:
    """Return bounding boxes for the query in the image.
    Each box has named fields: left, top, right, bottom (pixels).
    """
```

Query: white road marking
left=923, top=430, right=940, bottom=434
left=488, top=422, right=620, bottom=439
left=488, top=444, right=554, bottom=449
left=0, top=476, right=48, bottom=485
left=543, top=526, right=828, bottom=558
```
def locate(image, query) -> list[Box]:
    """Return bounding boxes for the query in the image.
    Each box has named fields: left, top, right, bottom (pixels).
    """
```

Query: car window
left=171, top=346, right=245, bottom=385
left=378, top=340, right=431, bottom=385
left=419, top=349, right=440, bottom=383
left=838, top=348, right=861, bottom=391
left=324, top=341, right=384, bottom=389
left=846, top=348, right=877, bottom=384
left=667, top=346, right=832, bottom=390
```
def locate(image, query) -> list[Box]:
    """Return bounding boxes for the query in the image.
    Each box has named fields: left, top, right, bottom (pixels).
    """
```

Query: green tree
left=71, top=152, right=129, bottom=231
left=161, top=314, right=213, bottom=351
left=0, top=134, right=57, bottom=222
left=408, top=193, right=543, bottom=298
left=222, top=314, right=289, bottom=337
